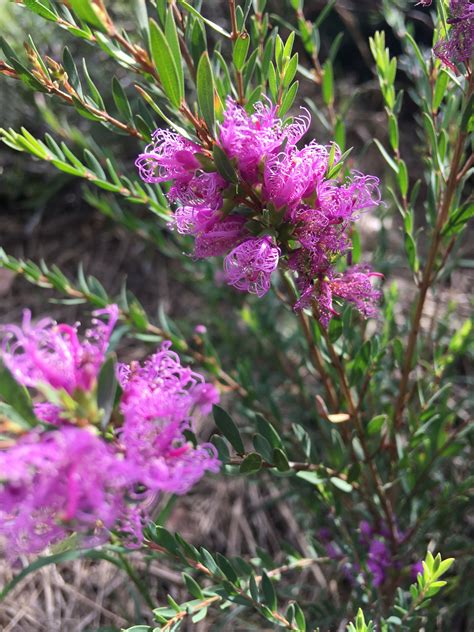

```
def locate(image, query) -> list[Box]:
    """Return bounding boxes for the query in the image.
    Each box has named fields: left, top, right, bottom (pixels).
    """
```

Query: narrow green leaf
left=233, top=32, right=250, bottom=71
left=373, top=138, right=398, bottom=173
left=25, top=0, right=58, bottom=21
left=197, top=52, right=215, bottom=132
left=112, top=77, right=133, bottom=122
left=397, top=159, right=408, bottom=197
left=405, top=31, right=428, bottom=77
left=0, top=361, right=37, bottom=426
left=68, top=0, right=106, bottom=31
left=183, top=573, right=204, bottom=599
left=404, top=232, right=419, bottom=273
left=278, top=81, right=299, bottom=117
left=190, top=18, right=207, bottom=67
left=212, top=144, right=238, bottom=183
left=149, top=19, right=183, bottom=107
left=213, top=405, right=244, bottom=454
left=177, top=0, right=231, bottom=38
left=261, top=572, right=277, bottom=611
left=367, top=414, right=386, bottom=436
left=330, top=477, right=353, bottom=493
left=165, top=9, right=184, bottom=98
left=97, top=355, right=118, bottom=429
left=322, top=60, right=334, bottom=106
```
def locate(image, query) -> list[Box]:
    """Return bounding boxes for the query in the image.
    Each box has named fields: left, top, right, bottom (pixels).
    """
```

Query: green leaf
left=405, top=32, right=428, bottom=78
left=68, top=0, right=106, bottom=31
left=278, top=81, right=299, bottom=117
left=330, top=477, right=353, bottom=493
left=192, top=607, right=208, bottom=623
left=252, top=433, right=273, bottom=462
left=97, top=355, right=118, bottom=429
left=197, top=52, right=215, bottom=133
left=183, top=573, right=204, bottom=599
left=149, top=19, right=183, bottom=107
left=190, top=18, right=207, bottom=67
left=296, top=471, right=324, bottom=485
left=272, top=447, right=290, bottom=471
left=397, top=159, right=408, bottom=197
left=373, top=139, right=398, bottom=173
left=404, top=232, right=419, bottom=273
left=149, top=526, right=179, bottom=553
left=233, top=32, right=250, bottom=71
left=112, top=77, right=132, bottom=122
left=322, top=60, right=334, bottom=106
left=165, top=9, right=184, bottom=97
left=212, top=144, right=238, bottom=183
left=261, top=572, right=277, bottom=611
left=388, top=114, right=399, bottom=151
left=239, top=452, right=262, bottom=474
left=283, top=53, right=298, bottom=88
left=0, top=361, right=37, bottom=426
left=433, top=69, right=449, bottom=111
left=216, top=553, right=239, bottom=582
left=367, top=414, right=386, bottom=436
left=25, top=0, right=58, bottom=22
left=213, top=405, right=244, bottom=454
left=255, top=414, right=282, bottom=448
left=177, top=0, right=231, bottom=38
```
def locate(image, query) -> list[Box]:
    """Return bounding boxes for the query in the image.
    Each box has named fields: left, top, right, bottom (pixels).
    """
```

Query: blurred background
left=0, top=1, right=472, bottom=630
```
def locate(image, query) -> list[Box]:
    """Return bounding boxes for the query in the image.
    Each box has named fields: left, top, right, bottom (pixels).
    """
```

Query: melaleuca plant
left=0, top=0, right=472, bottom=630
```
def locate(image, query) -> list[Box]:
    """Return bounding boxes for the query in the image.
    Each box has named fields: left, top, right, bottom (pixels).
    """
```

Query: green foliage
left=0, top=0, right=472, bottom=630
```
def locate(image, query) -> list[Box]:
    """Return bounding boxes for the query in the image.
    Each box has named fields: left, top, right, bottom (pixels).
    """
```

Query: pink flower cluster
left=0, top=310, right=220, bottom=557
left=136, top=98, right=382, bottom=325
left=434, top=0, right=474, bottom=72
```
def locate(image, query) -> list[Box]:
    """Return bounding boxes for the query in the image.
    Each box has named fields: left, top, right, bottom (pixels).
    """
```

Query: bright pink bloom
left=263, top=142, right=336, bottom=210
left=0, top=306, right=118, bottom=394
left=117, top=342, right=220, bottom=495
left=434, top=0, right=474, bottom=71
left=224, top=236, right=280, bottom=297
left=193, top=216, right=248, bottom=258
left=135, top=129, right=200, bottom=184
left=0, top=427, right=130, bottom=557
left=330, top=265, right=383, bottom=319
left=219, top=98, right=310, bottom=183
left=294, top=266, right=382, bottom=326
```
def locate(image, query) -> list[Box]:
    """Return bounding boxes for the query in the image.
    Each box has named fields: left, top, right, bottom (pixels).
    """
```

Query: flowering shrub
left=0, top=0, right=472, bottom=630
left=0, top=308, right=219, bottom=557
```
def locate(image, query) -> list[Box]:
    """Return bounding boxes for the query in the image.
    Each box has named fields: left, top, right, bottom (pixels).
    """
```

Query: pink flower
left=0, top=306, right=118, bottom=395
left=0, top=427, right=130, bottom=557
left=224, top=236, right=280, bottom=297
left=263, top=142, right=336, bottom=210
left=219, top=98, right=310, bottom=184
left=294, top=266, right=382, bottom=326
left=193, top=216, right=248, bottom=258
left=135, top=129, right=200, bottom=184
left=117, top=342, right=220, bottom=495
left=434, top=0, right=474, bottom=72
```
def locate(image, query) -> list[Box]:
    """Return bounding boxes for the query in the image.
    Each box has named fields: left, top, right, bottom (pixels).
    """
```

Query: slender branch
left=4, top=63, right=143, bottom=139
left=319, top=326, right=399, bottom=549
left=228, top=456, right=359, bottom=488
left=282, top=275, right=338, bottom=410
left=147, top=541, right=298, bottom=629
left=392, top=74, right=474, bottom=432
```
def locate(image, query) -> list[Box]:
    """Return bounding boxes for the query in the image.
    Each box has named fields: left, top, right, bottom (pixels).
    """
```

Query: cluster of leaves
left=0, top=0, right=473, bottom=630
